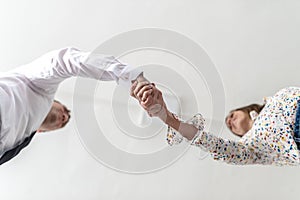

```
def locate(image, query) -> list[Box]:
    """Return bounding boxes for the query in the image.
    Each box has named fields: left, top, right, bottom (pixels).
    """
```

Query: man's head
left=37, top=100, right=71, bottom=132
left=225, top=104, right=265, bottom=137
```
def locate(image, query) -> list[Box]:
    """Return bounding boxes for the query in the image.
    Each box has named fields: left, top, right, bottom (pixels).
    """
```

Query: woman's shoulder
left=273, top=86, right=300, bottom=100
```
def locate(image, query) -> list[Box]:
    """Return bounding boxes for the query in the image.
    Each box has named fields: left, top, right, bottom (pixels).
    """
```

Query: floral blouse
left=166, top=87, right=300, bottom=166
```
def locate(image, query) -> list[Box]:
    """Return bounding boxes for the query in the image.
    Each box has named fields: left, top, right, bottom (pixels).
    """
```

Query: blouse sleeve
left=191, top=131, right=276, bottom=165
left=166, top=114, right=277, bottom=165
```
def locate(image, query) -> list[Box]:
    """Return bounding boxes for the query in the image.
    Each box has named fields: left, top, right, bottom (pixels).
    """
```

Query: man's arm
left=10, top=47, right=142, bottom=96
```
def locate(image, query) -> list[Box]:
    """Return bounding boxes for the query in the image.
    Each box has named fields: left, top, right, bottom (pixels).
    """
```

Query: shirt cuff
left=118, top=67, right=143, bottom=88
left=166, top=113, right=205, bottom=146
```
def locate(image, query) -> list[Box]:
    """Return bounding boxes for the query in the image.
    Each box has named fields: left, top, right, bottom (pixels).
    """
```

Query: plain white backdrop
left=0, top=0, right=300, bottom=199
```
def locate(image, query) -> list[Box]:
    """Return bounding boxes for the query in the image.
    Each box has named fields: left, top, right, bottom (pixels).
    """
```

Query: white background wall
left=0, top=0, right=300, bottom=199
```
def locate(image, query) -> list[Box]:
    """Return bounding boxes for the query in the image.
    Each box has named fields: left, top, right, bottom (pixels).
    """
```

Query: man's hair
left=54, top=99, right=71, bottom=128
left=227, top=103, right=265, bottom=137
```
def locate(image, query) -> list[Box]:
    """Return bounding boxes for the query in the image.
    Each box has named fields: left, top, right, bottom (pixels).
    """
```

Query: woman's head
left=225, top=104, right=265, bottom=137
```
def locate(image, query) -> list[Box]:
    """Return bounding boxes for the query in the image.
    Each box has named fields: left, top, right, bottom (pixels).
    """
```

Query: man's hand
left=130, top=79, right=198, bottom=140
left=130, top=81, right=168, bottom=120
left=130, top=81, right=154, bottom=110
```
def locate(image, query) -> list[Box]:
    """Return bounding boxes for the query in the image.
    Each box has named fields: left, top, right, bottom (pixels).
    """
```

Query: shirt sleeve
left=166, top=114, right=276, bottom=165
left=9, top=47, right=142, bottom=96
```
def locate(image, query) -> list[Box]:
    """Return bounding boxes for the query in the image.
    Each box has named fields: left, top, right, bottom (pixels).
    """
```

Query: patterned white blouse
left=166, top=87, right=300, bottom=166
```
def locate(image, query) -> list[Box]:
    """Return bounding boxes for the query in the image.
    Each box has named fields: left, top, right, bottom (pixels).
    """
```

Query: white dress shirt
left=0, top=47, right=141, bottom=157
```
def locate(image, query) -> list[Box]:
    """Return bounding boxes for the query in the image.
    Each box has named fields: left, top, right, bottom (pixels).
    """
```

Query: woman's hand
left=130, top=81, right=198, bottom=140
left=130, top=81, right=154, bottom=110
left=144, top=85, right=166, bottom=117
left=130, top=82, right=168, bottom=120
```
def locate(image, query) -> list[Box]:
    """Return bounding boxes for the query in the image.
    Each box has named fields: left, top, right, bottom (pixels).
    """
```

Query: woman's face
left=225, top=110, right=253, bottom=137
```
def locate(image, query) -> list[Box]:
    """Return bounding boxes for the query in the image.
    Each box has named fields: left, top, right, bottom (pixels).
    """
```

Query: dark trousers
left=294, top=100, right=300, bottom=150
left=0, top=131, right=36, bottom=165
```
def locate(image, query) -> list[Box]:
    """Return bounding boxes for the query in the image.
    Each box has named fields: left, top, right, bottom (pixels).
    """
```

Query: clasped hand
left=130, top=81, right=167, bottom=119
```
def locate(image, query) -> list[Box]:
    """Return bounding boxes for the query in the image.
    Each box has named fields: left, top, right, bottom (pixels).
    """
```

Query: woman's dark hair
left=228, top=103, right=265, bottom=137
left=232, top=103, right=265, bottom=117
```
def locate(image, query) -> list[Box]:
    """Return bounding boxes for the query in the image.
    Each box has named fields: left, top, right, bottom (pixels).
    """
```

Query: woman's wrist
left=161, top=110, right=180, bottom=131
left=163, top=111, right=199, bottom=141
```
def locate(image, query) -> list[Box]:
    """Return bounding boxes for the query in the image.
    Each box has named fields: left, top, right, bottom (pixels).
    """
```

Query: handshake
left=129, top=73, right=199, bottom=141
left=130, top=74, right=168, bottom=121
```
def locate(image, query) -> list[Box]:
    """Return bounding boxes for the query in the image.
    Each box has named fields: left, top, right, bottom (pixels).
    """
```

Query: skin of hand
left=130, top=83, right=198, bottom=140
left=144, top=85, right=167, bottom=118
left=130, top=82, right=167, bottom=118
left=130, top=81, right=154, bottom=110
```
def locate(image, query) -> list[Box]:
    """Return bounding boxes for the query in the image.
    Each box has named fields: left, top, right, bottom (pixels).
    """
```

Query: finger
left=151, top=90, right=155, bottom=97
left=141, top=97, right=153, bottom=108
left=147, top=110, right=153, bottom=117
left=130, top=81, right=138, bottom=97
left=141, top=88, right=153, bottom=101
left=133, top=81, right=150, bottom=99
left=137, top=85, right=153, bottom=100
left=153, top=89, right=160, bottom=100
left=140, top=103, right=147, bottom=110
left=156, top=90, right=163, bottom=100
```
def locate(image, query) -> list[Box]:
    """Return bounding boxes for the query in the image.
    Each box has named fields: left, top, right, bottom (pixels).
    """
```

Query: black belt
left=0, top=131, right=36, bottom=165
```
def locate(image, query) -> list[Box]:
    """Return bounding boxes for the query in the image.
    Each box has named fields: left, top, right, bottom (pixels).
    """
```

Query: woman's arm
left=165, top=111, right=279, bottom=165
left=163, top=110, right=198, bottom=140
left=131, top=83, right=199, bottom=140
left=192, top=130, right=274, bottom=165
left=131, top=84, right=284, bottom=165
